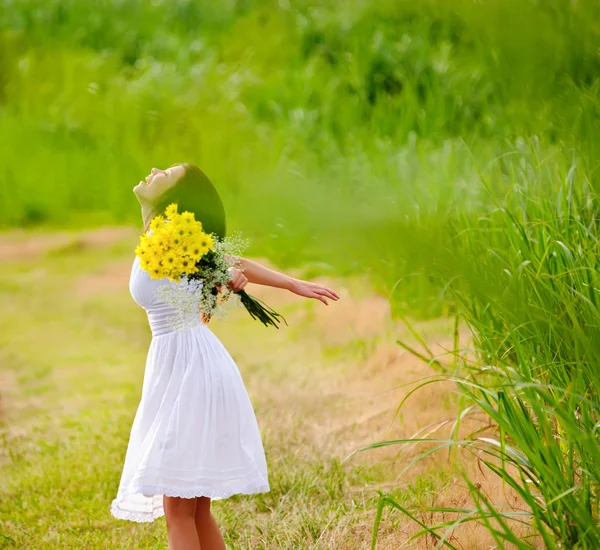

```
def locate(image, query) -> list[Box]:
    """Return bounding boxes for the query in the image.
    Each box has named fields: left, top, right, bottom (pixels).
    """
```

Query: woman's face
left=133, top=165, right=185, bottom=205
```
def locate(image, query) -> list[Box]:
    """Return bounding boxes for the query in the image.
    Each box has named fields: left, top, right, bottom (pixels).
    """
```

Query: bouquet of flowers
left=135, top=203, right=284, bottom=328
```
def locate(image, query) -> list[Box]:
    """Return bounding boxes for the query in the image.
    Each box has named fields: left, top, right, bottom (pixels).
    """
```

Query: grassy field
left=2, top=0, right=600, bottom=547
left=0, top=228, right=475, bottom=549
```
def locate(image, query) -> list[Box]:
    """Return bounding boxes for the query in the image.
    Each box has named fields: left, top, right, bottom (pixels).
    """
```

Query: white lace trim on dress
left=110, top=482, right=270, bottom=523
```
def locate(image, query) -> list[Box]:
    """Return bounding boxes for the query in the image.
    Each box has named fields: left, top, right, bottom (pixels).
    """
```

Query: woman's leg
left=163, top=496, right=201, bottom=550
left=194, top=497, right=226, bottom=550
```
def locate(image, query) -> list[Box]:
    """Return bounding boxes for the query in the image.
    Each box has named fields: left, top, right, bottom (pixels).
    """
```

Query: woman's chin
left=133, top=181, right=146, bottom=195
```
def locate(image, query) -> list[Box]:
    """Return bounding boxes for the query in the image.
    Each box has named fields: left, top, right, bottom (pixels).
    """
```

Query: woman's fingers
left=315, top=293, right=328, bottom=305
left=227, top=267, right=243, bottom=291
left=322, top=288, right=339, bottom=301
left=309, top=288, right=330, bottom=305
left=289, top=280, right=339, bottom=305
left=314, top=285, right=339, bottom=301
left=327, top=287, right=340, bottom=300
left=227, top=270, right=248, bottom=292
left=302, top=283, right=339, bottom=305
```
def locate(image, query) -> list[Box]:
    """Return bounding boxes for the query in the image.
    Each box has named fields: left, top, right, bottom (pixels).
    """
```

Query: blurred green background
left=1, top=0, right=598, bottom=318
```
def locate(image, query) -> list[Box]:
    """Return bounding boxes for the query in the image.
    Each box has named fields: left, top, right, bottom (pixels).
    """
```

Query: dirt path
left=0, top=228, right=515, bottom=549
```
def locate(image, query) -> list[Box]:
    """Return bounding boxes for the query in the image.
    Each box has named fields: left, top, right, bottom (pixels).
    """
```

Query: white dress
left=110, top=257, right=269, bottom=522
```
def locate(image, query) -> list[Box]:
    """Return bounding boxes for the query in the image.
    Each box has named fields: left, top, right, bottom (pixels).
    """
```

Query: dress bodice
left=130, top=257, right=203, bottom=337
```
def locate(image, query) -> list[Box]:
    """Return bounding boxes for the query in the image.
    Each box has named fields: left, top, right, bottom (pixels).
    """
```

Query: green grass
left=0, top=234, right=440, bottom=549
left=364, top=152, right=600, bottom=547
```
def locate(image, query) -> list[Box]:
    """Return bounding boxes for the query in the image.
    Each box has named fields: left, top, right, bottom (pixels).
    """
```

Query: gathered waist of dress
left=146, top=304, right=204, bottom=337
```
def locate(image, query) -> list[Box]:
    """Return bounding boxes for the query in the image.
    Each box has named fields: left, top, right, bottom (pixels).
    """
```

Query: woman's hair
left=145, top=163, right=226, bottom=239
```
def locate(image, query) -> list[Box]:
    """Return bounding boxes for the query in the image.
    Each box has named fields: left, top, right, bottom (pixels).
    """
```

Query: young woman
left=110, top=164, right=339, bottom=550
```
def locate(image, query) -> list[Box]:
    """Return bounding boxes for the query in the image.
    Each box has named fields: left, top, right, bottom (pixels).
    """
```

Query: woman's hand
left=232, top=257, right=340, bottom=305
left=227, top=268, right=248, bottom=293
left=289, top=279, right=340, bottom=306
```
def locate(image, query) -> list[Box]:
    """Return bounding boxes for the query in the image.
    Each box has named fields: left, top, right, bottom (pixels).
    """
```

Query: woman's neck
left=141, top=204, right=156, bottom=230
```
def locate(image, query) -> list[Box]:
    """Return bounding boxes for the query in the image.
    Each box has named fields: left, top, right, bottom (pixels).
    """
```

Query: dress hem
left=110, top=483, right=270, bottom=523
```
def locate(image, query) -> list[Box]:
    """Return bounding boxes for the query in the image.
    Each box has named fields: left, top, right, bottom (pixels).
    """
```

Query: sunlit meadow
left=1, top=0, right=600, bottom=547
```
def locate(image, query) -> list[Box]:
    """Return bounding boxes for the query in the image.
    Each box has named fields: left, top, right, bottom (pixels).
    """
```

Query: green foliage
left=1, top=0, right=599, bottom=318
left=365, top=156, right=600, bottom=547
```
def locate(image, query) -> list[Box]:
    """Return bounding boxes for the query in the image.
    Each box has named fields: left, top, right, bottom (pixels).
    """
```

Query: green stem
left=237, top=290, right=287, bottom=329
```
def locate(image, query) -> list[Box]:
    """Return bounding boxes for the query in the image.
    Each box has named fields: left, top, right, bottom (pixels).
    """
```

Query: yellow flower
left=180, top=211, right=196, bottom=225
left=135, top=242, right=149, bottom=258
left=140, top=257, right=151, bottom=271
left=166, top=262, right=184, bottom=281
left=146, top=242, right=160, bottom=257
left=165, top=203, right=178, bottom=219
left=164, top=253, right=184, bottom=279
left=169, top=243, right=184, bottom=258
left=163, top=221, right=179, bottom=238
left=149, top=215, right=165, bottom=233
left=168, top=224, right=188, bottom=249
left=135, top=203, right=213, bottom=282
left=149, top=264, right=165, bottom=279
left=190, top=242, right=207, bottom=261
left=146, top=254, right=159, bottom=267
left=195, top=232, right=214, bottom=251
left=154, top=233, right=170, bottom=251
left=180, top=257, right=197, bottom=274
left=146, top=258, right=163, bottom=277
left=163, top=251, right=178, bottom=268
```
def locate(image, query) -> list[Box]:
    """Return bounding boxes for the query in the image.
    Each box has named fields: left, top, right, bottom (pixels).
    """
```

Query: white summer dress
left=110, top=257, right=269, bottom=522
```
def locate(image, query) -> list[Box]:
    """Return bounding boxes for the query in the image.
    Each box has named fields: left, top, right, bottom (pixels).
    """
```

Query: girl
left=110, top=164, right=339, bottom=550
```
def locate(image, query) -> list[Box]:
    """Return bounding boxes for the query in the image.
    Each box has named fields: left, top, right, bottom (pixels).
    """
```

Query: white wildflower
left=153, top=233, right=249, bottom=330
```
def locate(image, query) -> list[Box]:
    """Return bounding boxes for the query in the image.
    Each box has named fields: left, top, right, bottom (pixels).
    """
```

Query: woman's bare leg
left=194, top=497, right=226, bottom=550
left=163, top=496, right=201, bottom=550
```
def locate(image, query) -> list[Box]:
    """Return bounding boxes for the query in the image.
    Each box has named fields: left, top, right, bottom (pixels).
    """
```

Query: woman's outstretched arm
left=228, top=257, right=340, bottom=306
